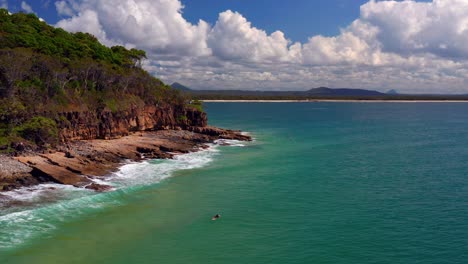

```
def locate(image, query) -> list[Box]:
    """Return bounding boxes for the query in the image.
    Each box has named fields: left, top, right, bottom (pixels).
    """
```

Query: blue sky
left=2, top=0, right=468, bottom=93
left=180, top=0, right=372, bottom=42
left=7, top=0, right=372, bottom=42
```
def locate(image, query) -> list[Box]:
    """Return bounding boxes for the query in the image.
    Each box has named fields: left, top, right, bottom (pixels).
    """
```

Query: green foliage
left=0, top=10, right=200, bottom=149
left=177, top=115, right=188, bottom=122
left=14, top=116, right=58, bottom=147
left=188, top=99, right=204, bottom=112
left=0, top=136, right=8, bottom=147
left=0, top=10, right=146, bottom=67
left=105, top=98, right=118, bottom=112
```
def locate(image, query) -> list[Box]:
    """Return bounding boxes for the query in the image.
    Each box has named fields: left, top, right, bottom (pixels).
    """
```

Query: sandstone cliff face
left=58, top=106, right=207, bottom=141
left=0, top=105, right=254, bottom=192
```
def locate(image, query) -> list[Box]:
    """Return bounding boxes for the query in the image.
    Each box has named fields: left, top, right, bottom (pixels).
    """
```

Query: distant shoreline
left=201, top=99, right=468, bottom=103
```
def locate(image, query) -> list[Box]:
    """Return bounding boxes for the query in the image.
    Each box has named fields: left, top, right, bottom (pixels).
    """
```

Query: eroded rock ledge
left=0, top=127, right=251, bottom=192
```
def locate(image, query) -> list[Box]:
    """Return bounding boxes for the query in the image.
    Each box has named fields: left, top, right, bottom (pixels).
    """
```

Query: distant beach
left=201, top=99, right=468, bottom=103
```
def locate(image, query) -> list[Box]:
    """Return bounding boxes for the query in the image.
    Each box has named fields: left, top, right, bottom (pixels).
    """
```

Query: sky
left=1, top=0, right=468, bottom=93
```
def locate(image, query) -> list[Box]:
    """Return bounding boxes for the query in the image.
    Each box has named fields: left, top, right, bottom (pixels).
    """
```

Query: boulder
left=85, top=183, right=113, bottom=192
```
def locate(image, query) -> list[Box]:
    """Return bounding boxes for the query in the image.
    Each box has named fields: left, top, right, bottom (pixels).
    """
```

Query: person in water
left=212, top=214, right=221, bottom=220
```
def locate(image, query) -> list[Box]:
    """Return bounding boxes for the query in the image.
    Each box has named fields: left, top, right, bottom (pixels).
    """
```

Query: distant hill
left=306, top=87, right=384, bottom=96
left=172, top=84, right=385, bottom=97
left=168, top=83, right=468, bottom=101
left=171, top=82, right=192, bottom=91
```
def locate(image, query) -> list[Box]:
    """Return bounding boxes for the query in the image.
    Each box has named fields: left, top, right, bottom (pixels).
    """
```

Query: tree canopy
left=0, top=10, right=147, bottom=67
left=0, top=10, right=190, bottom=151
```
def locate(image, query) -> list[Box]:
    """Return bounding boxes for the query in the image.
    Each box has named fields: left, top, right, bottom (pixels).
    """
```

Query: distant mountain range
left=171, top=83, right=468, bottom=100
left=171, top=82, right=192, bottom=91
left=306, top=87, right=384, bottom=96
left=171, top=83, right=387, bottom=97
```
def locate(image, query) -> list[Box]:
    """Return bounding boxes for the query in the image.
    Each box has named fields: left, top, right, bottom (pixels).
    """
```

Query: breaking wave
left=0, top=145, right=222, bottom=249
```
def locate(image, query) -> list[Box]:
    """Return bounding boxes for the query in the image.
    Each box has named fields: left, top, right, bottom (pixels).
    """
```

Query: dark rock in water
left=187, top=126, right=252, bottom=141
left=216, top=140, right=231, bottom=146
left=1, top=184, right=14, bottom=191
left=85, top=183, right=113, bottom=192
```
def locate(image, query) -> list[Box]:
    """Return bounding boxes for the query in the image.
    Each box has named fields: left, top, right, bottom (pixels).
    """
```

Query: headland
left=0, top=11, right=251, bottom=193
left=1, top=127, right=251, bottom=192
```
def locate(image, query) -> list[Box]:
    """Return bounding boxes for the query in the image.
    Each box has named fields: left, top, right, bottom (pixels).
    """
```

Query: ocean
left=1, top=102, right=468, bottom=263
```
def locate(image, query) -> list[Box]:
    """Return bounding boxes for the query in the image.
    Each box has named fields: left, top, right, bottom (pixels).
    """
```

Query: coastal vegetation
left=0, top=10, right=195, bottom=152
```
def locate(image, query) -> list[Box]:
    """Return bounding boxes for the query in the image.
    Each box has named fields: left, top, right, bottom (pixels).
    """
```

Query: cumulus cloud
left=301, top=0, right=468, bottom=66
left=56, top=0, right=210, bottom=57
left=54, top=0, right=468, bottom=93
left=21, top=1, right=34, bottom=13
left=359, top=0, right=468, bottom=59
left=208, top=10, right=302, bottom=63
left=56, top=9, right=114, bottom=45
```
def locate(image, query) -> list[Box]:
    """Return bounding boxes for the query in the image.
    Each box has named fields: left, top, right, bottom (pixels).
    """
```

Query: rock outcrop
left=0, top=156, right=36, bottom=191
left=1, top=128, right=251, bottom=192
left=188, top=126, right=252, bottom=141
left=85, top=183, right=113, bottom=192
left=0, top=103, right=251, bottom=192
left=58, top=106, right=208, bottom=141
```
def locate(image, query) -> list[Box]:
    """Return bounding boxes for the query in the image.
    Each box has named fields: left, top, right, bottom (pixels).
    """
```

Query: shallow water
left=1, top=102, right=468, bottom=263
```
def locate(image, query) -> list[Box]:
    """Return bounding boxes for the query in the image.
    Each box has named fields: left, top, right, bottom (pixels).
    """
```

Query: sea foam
left=0, top=144, right=222, bottom=249
left=215, top=139, right=247, bottom=147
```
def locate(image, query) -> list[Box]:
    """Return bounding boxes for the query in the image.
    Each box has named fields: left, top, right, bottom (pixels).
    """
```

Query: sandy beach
left=201, top=99, right=468, bottom=103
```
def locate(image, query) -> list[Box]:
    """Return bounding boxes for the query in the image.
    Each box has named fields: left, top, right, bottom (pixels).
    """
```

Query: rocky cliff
left=0, top=104, right=251, bottom=192
left=58, top=106, right=207, bottom=141
left=2, top=128, right=250, bottom=192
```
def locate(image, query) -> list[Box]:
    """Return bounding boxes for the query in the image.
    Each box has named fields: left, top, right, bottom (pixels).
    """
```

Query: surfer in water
left=212, top=214, right=221, bottom=221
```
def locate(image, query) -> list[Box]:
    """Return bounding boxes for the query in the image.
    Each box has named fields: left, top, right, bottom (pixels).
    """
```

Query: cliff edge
left=0, top=10, right=252, bottom=192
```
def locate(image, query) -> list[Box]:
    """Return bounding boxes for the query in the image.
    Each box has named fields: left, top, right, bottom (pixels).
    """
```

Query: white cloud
left=56, top=9, right=114, bottom=45
left=55, top=0, right=75, bottom=16
left=55, top=0, right=468, bottom=93
left=56, top=0, right=210, bottom=57
left=0, top=0, right=7, bottom=9
left=208, top=10, right=301, bottom=63
left=21, top=1, right=34, bottom=13
left=360, top=0, right=468, bottom=59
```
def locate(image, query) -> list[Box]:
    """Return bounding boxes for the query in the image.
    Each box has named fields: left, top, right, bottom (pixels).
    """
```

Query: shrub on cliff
left=14, top=116, right=59, bottom=148
left=188, top=100, right=204, bottom=112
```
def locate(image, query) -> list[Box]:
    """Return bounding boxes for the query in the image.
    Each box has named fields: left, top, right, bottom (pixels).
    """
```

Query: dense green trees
left=0, top=10, right=147, bottom=66
left=0, top=10, right=189, bottom=152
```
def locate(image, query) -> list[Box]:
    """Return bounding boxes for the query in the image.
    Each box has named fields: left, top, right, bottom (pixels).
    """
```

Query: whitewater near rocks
left=0, top=127, right=251, bottom=192
left=0, top=136, right=250, bottom=249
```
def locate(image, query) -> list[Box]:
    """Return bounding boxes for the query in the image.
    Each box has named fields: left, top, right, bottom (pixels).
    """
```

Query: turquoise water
left=1, top=102, right=468, bottom=263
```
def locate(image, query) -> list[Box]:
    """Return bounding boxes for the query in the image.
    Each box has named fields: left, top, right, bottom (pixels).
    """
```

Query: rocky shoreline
left=0, top=126, right=251, bottom=192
